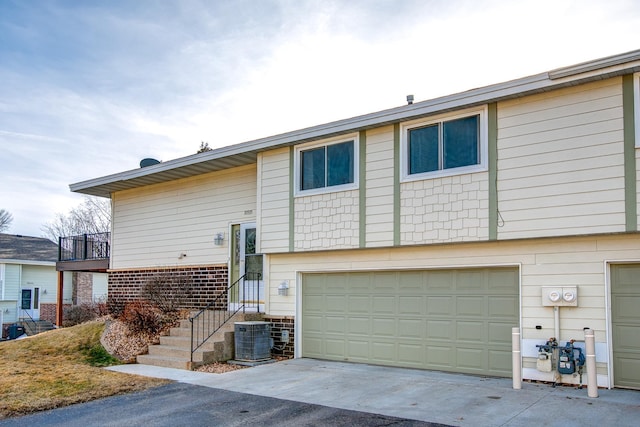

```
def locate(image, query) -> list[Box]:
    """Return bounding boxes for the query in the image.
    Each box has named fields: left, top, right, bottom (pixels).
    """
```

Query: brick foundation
left=40, top=303, right=71, bottom=325
left=108, top=265, right=229, bottom=311
left=263, top=315, right=295, bottom=359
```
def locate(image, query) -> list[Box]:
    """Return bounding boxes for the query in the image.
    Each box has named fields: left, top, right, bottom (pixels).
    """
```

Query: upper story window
left=295, top=134, right=359, bottom=196
left=401, top=106, right=488, bottom=181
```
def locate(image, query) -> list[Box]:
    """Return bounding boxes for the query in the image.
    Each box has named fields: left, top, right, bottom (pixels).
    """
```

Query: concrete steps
left=19, top=319, right=56, bottom=336
left=137, top=310, right=263, bottom=370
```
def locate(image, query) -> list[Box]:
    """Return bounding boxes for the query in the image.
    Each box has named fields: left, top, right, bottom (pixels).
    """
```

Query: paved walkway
left=108, top=359, right=640, bottom=426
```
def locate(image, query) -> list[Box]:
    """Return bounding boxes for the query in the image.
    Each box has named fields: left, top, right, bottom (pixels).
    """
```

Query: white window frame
left=634, top=72, right=640, bottom=148
left=294, top=133, right=359, bottom=197
left=400, top=105, right=488, bottom=182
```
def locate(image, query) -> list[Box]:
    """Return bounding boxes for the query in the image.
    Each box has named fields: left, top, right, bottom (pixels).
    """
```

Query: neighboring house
left=70, top=49, right=640, bottom=389
left=0, top=234, right=109, bottom=334
left=0, top=234, right=71, bottom=330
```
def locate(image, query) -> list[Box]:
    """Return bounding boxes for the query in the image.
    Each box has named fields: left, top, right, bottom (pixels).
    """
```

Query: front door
left=232, top=223, right=264, bottom=311
left=20, top=288, right=40, bottom=320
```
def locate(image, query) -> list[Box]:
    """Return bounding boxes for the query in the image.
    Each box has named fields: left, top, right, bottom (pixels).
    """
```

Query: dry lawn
left=0, top=321, right=169, bottom=419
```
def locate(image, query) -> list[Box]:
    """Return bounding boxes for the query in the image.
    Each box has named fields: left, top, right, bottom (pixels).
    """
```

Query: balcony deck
left=55, top=232, right=110, bottom=272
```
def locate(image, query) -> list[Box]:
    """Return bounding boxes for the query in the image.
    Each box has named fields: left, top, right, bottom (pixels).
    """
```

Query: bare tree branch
left=41, top=196, right=111, bottom=242
left=0, top=209, right=13, bottom=232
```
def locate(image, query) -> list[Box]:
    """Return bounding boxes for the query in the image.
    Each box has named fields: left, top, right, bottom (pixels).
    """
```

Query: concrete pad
left=107, top=359, right=640, bottom=426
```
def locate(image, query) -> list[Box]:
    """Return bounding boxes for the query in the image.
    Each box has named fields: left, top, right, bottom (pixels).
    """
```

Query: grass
left=0, top=321, right=170, bottom=418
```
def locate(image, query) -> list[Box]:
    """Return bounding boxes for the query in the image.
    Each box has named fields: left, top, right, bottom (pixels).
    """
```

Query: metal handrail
left=58, top=232, right=110, bottom=261
left=19, top=309, right=40, bottom=335
left=189, top=272, right=262, bottom=364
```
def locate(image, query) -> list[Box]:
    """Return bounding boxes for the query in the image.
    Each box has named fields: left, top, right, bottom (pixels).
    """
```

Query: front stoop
left=137, top=311, right=264, bottom=370
left=19, top=319, right=56, bottom=336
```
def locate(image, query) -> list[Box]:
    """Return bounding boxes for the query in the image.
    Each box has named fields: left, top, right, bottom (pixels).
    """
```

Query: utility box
left=8, top=324, right=25, bottom=340
left=541, top=286, right=578, bottom=307
left=234, top=321, right=271, bottom=362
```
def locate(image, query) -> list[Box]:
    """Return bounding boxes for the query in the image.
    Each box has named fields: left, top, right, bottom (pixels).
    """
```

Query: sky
left=1, top=0, right=639, bottom=237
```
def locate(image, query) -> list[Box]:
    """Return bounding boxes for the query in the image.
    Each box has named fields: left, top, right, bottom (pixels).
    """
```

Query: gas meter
left=558, top=340, right=585, bottom=375
left=536, top=338, right=558, bottom=373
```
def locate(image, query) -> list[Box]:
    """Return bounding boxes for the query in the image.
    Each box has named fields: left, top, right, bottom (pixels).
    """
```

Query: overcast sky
left=1, top=0, right=639, bottom=237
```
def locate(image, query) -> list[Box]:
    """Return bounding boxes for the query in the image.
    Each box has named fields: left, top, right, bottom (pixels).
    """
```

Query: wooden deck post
left=56, top=271, right=64, bottom=326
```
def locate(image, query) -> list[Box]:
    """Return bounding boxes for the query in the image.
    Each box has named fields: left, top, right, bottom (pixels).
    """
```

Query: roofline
left=71, top=48, right=640, bottom=198
left=0, top=259, right=56, bottom=266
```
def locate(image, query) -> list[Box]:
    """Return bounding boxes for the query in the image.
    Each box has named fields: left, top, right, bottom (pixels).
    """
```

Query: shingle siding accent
left=294, top=190, right=359, bottom=251
left=107, top=265, right=229, bottom=310
left=400, top=172, right=489, bottom=243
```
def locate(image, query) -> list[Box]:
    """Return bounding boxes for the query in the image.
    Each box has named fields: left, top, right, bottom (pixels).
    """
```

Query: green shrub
left=83, top=343, right=121, bottom=367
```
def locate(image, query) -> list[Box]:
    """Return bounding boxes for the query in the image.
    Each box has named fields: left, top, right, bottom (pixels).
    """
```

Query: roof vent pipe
left=406, top=94, right=414, bottom=105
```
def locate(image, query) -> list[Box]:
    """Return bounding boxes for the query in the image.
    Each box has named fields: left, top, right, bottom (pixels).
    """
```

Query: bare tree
left=197, top=141, right=212, bottom=153
left=41, top=196, right=111, bottom=241
left=0, top=209, right=13, bottom=232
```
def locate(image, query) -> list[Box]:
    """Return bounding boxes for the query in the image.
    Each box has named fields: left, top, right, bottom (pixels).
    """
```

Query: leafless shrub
left=63, top=303, right=101, bottom=327
left=120, top=301, right=165, bottom=335
left=107, top=298, right=126, bottom=318
left=141, top=272, right=193, bottom=313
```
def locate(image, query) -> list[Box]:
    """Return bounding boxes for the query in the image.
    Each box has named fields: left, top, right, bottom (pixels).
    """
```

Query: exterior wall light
left=214, top=232, right=224, bottom=246
left=278, top=281, right=289, bottom=296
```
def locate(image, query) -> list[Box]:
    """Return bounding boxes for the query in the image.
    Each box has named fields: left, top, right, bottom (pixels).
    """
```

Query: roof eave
left=70, top=49, right=640, bottom=198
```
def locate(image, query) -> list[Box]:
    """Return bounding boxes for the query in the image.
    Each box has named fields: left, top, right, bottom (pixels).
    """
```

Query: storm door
left=20, top=288, right=40, bottom=320
left=230, top=223, right=264, bottom=312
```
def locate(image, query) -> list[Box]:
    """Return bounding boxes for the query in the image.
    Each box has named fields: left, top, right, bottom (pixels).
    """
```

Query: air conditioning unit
left=234, top=321, right=271, bottom=362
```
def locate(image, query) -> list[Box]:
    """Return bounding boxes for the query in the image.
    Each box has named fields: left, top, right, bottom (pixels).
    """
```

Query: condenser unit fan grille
left=234, top=321, right=271, bottom=361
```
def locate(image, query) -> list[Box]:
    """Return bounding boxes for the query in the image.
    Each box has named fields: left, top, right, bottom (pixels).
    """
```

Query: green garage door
left=611, top=264, right=640, bottom=389
left=302, top=268, right=519, bottom=377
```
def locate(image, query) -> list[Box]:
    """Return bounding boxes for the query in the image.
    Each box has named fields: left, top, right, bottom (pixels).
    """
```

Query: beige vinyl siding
left=258, top=149, right=290, bottom=253
left=21, top=265, right=59, bottom=304
left=365, top=126, right=395, bottom=247
left=3, top=264, right=20, bottom=300
left=111, top=164, right=256, bottom=269
left=0, top=301, right=16, bottom=324
left=1, top=264, right=21, bottom=323
left=400, top=172, right=489, bottom=244
left=266, top=233, right=640, bottom=339
left=93, top=272, right=108, bottom=301
left=294, top=190, right=359, bottom=251
left=497, top=78, right=625, bottom=239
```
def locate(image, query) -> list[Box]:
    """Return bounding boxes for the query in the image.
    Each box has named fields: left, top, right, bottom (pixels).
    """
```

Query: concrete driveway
left=105, top=358, right=640, bottom=427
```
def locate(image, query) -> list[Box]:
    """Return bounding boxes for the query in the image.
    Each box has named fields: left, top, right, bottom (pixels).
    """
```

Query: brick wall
left=40, top=303, right=70, bottom=325
left=264, top=315, right=295, bottom=358
left=108, top=265, right=229, bottom=311
left=73, top=272, right=94, bottom=305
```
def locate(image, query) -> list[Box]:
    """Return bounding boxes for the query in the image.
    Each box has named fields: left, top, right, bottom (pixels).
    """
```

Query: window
left=295, top=135, right=358, bottom=195
left=402, top=106, right=487, bottom=181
